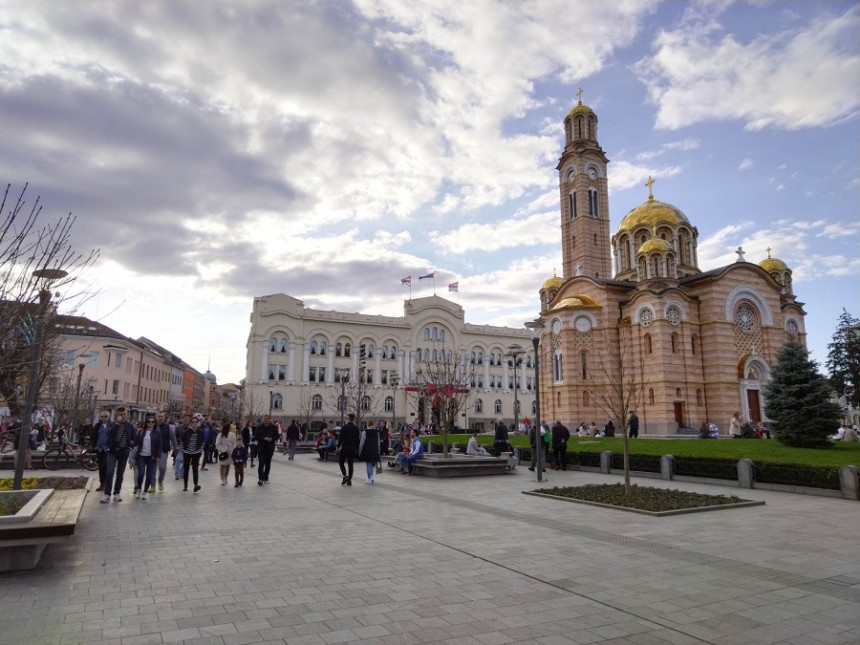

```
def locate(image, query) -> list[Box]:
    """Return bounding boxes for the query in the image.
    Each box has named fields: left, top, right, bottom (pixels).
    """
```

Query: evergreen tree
left=764, top=341, right=842, bottom=448
left=826, top=308, right=860, bottom=408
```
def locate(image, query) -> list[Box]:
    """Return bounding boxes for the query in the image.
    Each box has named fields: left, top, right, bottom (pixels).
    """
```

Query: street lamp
left=336, top=368, right=349, bottom=427
left=505, top=343, right=524, bottom=434
left=524, top=321, right=545, bottom=483
left=14, top=268, right=68, bottom=490
left=391, top=373, right=400, bottom=430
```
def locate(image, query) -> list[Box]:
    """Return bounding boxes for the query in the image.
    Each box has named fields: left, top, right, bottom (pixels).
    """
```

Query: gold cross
left=576, top=87, right=583, bottom=104
left=645, top=175, right=655, bottom=199
left=766, top=246, right=772, bottom=258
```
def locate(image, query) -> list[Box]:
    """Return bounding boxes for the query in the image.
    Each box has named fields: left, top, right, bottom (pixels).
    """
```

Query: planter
left=0, top=489, right=54, bottom=525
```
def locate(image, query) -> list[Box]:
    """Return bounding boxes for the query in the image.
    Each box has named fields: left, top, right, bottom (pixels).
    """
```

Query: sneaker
left=193, top=485, right=201, bottom=493
left=96, top=485, right=104, bottom=492
left=158, top=483, right=164, bottom=491
left=113, top=495, right=122, bottom=502
left=183, top=487, right=188, bottom=491
left=100, top=494, right=110, bottom=504
left=369, top=478, right=374, bottom=484
left=365, top=479, right=372, bottom=484
left=234, top=483, right=239, bottom=488
left=221, top=480, right=227, bottom=486
left=140, top=492, right=147, bottom=500
left=346, top=479, right=352, bottom=486
left=201, top=467, right=208, bottom=471
left=258, top=480, right=263, bottom=486
left=134, top=490, right=141, bottom=498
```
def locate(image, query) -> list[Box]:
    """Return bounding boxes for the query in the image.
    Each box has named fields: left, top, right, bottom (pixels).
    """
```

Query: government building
left=534, top=95, right=805, bottom=434
left=244, top=96, right=806, bottom=436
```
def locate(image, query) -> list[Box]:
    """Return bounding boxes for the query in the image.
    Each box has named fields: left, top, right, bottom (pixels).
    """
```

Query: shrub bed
left=752, top=462, right=841, bottom=490
left=0, top=476, right=89, bottom=491
left=531, top=483, right=748, bottom=512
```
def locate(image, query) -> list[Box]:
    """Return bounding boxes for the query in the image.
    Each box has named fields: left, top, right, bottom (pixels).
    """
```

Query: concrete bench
left=0, top=481, right=91, bottom=571
left=381, top=454, right=510, bottom=478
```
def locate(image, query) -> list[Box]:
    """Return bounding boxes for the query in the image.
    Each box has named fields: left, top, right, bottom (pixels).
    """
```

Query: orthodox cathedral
left=535, top=94, right=806, bottom=434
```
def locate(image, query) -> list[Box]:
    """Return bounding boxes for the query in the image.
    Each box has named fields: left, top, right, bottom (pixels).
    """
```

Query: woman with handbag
left=215, top=422, right=237, bottom=486
left=358, top=419, right=381, bottom=485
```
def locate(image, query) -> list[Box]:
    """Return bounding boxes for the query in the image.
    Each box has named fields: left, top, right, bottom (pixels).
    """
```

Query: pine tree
left=826, top=308, right=860, bottom=408
left=764, top=341, right=842, bottom=448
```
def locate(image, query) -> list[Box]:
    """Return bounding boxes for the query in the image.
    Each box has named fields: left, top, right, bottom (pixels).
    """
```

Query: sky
left=1, top=0, right=858, bottom=384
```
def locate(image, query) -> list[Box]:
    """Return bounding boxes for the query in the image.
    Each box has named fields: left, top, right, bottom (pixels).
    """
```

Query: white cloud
left=635, top=5, right=860, bottom=130
left=609, top=160, right=683, bottom=191
left=738, top=158, right=753, bottom=170
left=429, top=210, right=557, bottom=253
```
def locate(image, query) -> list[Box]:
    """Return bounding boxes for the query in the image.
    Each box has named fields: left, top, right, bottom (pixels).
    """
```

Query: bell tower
left=557, top=90, right=611, bottom=280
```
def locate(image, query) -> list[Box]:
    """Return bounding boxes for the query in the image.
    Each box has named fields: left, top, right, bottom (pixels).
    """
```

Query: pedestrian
left=154, top=411, right=178, bottom=491
left=337, top=413, right=361, bottom=486
left=405, top=429, right=424, bottom=475
left=729, top=411, right=742, bottom=438
left=91, top=410, right=112, bottom=490
left=232, top=436, right=247, bottom=487
left=12, top=426, right=36, bottom=472
left=255, top=414, right=278, bottom=485
left=628, top=412, right=639, bottom=439
left=285, top=419, right=300, bottom=460
left=173, top=414, right=189, bottom=480
left=102, top=407, right=136, bottom=503
left=134, top=416, right=161, bottom=500
left=244, top=419, right=257, bottom=468
left=215, top=422, right=236, bottom=485
left=551, top=420, right=570, bottom=471
left=358, top=419, right=381, bottom=484
left=199, top=414, right=213, bottom=469
left=493, top=418, right=509, bottom=456
left=378, top=420, right=390, bottom=455
left=181, top=416, right=205, bottom=493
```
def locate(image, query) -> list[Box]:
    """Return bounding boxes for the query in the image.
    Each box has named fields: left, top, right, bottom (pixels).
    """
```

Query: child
left=232, top=436, right=247, bottom=487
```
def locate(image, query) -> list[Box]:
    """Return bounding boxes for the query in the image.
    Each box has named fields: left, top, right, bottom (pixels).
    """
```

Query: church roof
left=637, top=238, right=673, bottom=254
left=550, top=294, right=602, bottom=311
left=759, top=249, right=788, bottom=273
left=618, top=197, right=690, bottom=234
left=542, top=275, right=564, bottom=291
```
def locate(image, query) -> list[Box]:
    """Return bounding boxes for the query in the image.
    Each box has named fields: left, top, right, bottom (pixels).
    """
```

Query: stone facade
left=244, top=294, right=534, bottom=431
left=536, top=98, right=806, bottom=435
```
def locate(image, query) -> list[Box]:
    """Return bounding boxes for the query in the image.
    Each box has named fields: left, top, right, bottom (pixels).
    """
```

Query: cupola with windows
left=611, top=177, right=701, bottom=282
left=759, top=247, right=793, bottom=295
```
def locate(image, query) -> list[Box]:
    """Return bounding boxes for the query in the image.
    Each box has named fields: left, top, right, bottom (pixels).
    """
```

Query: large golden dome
left=618, top=198, right=690, bottom=233
left=637, top=238, right=673, bottom=254
left=567, top=102, right=595, bottom=118
left=542, top=275, right=564, bottom=291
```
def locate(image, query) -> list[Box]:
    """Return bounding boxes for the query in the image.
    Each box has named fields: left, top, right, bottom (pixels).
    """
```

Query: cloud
left=635, top=5, right=860, bottom=130
left=609, top=160, right=683, bottom=191
left=738, top=158, right=753, bottom=171
left=429, top=210, right=557, bottom=253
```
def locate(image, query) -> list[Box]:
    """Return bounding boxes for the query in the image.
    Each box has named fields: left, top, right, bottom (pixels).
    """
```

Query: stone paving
left=0, top=453, right=858, bottom=645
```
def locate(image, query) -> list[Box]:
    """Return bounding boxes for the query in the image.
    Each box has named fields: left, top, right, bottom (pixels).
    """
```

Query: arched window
left=269, top=338, right=277, bottom=353
left=447, top=350, right=453, bottom=363
left=344, top=343, right=351, bottom=358
left=644, top=333, right=652, bottom=354
left=439, top=329, right=445, bottom=342
left=588, top=188, right=598, bottom=217
left=389, top=343, right=396, bottom=357
left=671, top=333, right=678, bottom=354
left=423, top=349, right=430, bottom=361
left=553, top=350, right=563, bottom=382
left=477, top=351, right=483, bottom=364
left=691, top=335, right=698, bottom=355
left=268, top=368, right=275, bottom=381
left=336, top=342, right=343, bottom=357
left=569, top=191, right=576, bottom=219
left=475, top=398, right=483, bottom=413
left=384, top=396, right=393, bottom=412
left=432, top=349, right=438, bottom=362
left=272, top=393, right=283, bottom=410
left=494, top=399, right=502, bottom=414
left=312, top=394, right=322, bottom=411
left=423, top=328, right=430, bottom=341
left=319, top=341, right=327, bottom=356
left=309, top=340, right=317, bottom=355
left=280, top=339, right=287, bottom=353
left=648, top=388, right=655, bottom=405
left=361, top=395, right=371, bottom=411
left=366, top=344, right=375, bottom=358
left=580, top=350, right=587, bottom=380
left=583, top=391, right=589, bottom=406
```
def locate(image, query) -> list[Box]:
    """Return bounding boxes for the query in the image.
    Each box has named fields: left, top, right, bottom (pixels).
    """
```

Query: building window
left=112, top=379, right=119, bottom=395
left=786, top=320, right=799, bottom=338
left=580, top=351, right=587, bottom=380
left=553, top=350, right=563, bottom=382
left=640, top=309, right=653, bottom=326
left=336, top=342, right=343, bottom=357
left=318, top=367, right=326, bottom=383
left=666, top=305, right=681, bottom=325
left=280, top=339, right=288, bottom=353
left=312, top=394, right=322, bottom=411
left=648, top=388, right=655, bottom=405
left=424, top=328, right=430, bottom=341
left=384, top=396, right=393, bottom=412
left=344, top=343, right=351, bottom=358
left=310, top=340, right=318, bottom=355
left=88, top=352, right=99, bottom=367
left=589, top=188, right=598, bottom=217
left=319, top=341, right=327, bottom=356
left=309, top=367, right=317, bottom=383
left=278, top=365, right=286, bottom=381
left=691, top=335, right=698, bottom=355
left=475, top=398, right=483, bottom=413
left=366, top=344, right=375, bottom=358
left=361, top=395, right=371, bottom=411
left=271, top=393, right=283, bottom=410
left=569, top=191, right=576, bottom=219
left=644, top=333, right=652, bottom=354
left=494, top=399, right=502, bottom=414
left=735, top=304, right=756, bottom=332
left=270, top=338, right=277, bottom=352
left=476, top=351, right=483, bottom=365
left=671, top=333, right=678, bottom=354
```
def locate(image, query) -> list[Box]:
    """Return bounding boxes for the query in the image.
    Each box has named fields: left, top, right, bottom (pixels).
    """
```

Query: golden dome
left=759, top=249, right=787, bottom=273
left=617, top=198, right=690, bottom=234
left=542, top=275, right=564, bottom=291
left=567, top=102, right=595, bottom=118
left=551, top=294, right=601, bottom=311
left=637, top=238, right=673, bottom=255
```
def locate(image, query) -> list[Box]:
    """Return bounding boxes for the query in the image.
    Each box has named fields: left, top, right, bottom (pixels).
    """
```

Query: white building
left=244, top=293, right=535, bottom=431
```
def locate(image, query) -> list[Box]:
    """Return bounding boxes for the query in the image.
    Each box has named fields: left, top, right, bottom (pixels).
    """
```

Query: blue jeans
left=365, top=461, right=375, bottom=479
left=394, top=453, right=407, bottom=470
left=136, top=455, right=157, bottom=492
left=406, top=454, right=423, bottom=472
left=174, top=448, right=184, bottom=478
left=104, top=452, right=128, bottom=496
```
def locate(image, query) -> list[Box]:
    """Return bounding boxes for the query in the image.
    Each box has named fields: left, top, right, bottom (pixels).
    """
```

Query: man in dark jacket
left=102, top=407, right=137, bottom=503
left=255, top=414, right=279, bottom=485
left=337, top=413, right=361, bottom=486
left=551, top=420, right=570, bottom=471
left=285, top=420, right=301, bottom=461
left=493, top=419, right=509, bottom=456
left=154, top=411, right=178, bottom=491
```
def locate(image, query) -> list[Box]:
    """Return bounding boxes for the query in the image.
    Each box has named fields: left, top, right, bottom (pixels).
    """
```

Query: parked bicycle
left=41, top=442, right=98, bottom=471
left=0, top=430, right=16, bottom=454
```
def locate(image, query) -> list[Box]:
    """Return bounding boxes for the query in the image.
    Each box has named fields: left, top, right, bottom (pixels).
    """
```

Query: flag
left=419, top=272, right=435, bottom=280
left=448, top=281, right=459, bottom=293
left=401, top=276, right=411, bottom=286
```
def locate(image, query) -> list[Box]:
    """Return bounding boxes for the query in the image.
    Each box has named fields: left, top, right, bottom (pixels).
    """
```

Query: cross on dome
left=645, top=176, right=655, bottom=201
left=576, top=87, right=583, bottom=104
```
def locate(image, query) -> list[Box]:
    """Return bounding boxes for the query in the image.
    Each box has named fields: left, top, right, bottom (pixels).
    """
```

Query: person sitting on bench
left=466, top=432, right=490, bottom=456
left=316, top=429, right=336, bottom=460
left=404, top=430, right=424, bottom=474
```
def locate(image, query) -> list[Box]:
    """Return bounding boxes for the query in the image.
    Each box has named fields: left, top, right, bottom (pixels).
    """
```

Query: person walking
left=199, top=414, right=213, bottom=470
left=215, top=422, right=237, bottom=485
left=358, top=419, right=381, bottom=484
left=173, top=414, right=189, bottom=480
left=181, top=416, right=205, bottom=493
left=134, top=416, right=161, bottom=500
left=285, top=419, right=300, bottom=461
left=628, top=412, right=639, bottom=439
left=729, top=411, right=742, bottom=438
left=551, top=420, right=570, bottom=471
left=338, top=413, right=361, bottom=486
left=91, top=411, right=112, bottom=491
left=102, top=408, right=136, bottom=503
left=231, top=436, right=247, bottom=487
left=154, top=411, right=177, bottom=491
left=378, top=420, right=390, bottom=455
left=493, top=418, right=509, bottom=456
left=255, top=414, right=278, bottom=485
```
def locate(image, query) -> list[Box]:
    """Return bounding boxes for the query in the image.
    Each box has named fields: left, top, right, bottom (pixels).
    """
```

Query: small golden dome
left=567, top=102, right=595, bottom=118
left=759, top=248, right=787, bottom=273
left=551, top=294, right=601, bottom=311
left=542, top=275, right=564, bottom=291
left=637, top=238, right=673, bottom=255
left=617, top=199, right=690, bottom=234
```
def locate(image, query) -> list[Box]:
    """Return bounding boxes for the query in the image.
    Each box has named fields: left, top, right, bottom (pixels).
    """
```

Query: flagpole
left=433, top=275, right=436, bottom=295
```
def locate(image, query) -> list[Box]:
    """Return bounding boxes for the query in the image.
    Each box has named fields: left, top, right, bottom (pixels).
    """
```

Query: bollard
left=839, top=465, right=859, bottom=500
left=737, top=458, right=754, bottom=488
left=660, top=454, right=674, bottom=480
left=600, top=451, right=612, bottom=474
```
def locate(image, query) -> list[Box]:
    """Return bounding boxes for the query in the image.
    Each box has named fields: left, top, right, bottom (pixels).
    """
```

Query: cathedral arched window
left=423, top=328, right=430, bottom=341
left=553, top=350, right=563, bottom=382
left=588, top=188, right=598, bottom=218
left=735, top=304, right=757, bottom=332
left=312, top=394, right=322, bottom=411
left=439, top=329, right=445, bottom=342
left=569, top=191, right=576, bottom=219
left=623, top=239, right=631, bottom=270
left=580, top=351, right=588, bottom=380
left=648, top=388, right=655, bottom=405
left=494, top=399, right=502, bottom=414
left=644, top=333, right=652, bottom=354
left=691, top=335, right=698, bottom=355
left=671, top=333, right=678, bottom=354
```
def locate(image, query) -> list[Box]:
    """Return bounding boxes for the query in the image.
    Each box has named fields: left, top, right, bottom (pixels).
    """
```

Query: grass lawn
left=433, top=434, right=860, bottom=468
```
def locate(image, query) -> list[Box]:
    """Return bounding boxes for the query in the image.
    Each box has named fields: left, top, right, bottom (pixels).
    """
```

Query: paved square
left=1, top=454, right=858, bottom=644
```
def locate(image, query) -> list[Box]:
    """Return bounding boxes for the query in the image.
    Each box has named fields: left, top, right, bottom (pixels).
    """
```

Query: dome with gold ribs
left=759, top=249, right=787, bottom=273
left=637, top=238, right=673, bottom=255
left=550, top=294, right=601, bottom=311
left=617, top=198, right=690, bottom=234
left=542, top=275, right=564, bottom=291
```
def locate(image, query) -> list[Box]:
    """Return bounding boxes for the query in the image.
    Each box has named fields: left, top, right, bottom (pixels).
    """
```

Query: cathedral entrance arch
left=747, top=390, right=761, bottom=423
left=739, top=356, right=770, bottom=423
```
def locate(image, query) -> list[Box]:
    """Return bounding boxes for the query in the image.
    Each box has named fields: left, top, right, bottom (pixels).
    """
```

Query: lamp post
left=505, top=343, right=524, bottom=434
left=14, top=268, right=68, bottom=490
left=70, top=362, right=85, bottom=445
left=391, top=373, right=400, bottom=430
left=336, top=368, right=349, bottom=427
left=525, top=321, right=545, bottom=483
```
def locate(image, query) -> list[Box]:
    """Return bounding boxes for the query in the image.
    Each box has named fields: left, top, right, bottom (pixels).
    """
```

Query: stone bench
left=0, top=481, right=91, bottom=571
left=381, top=454, right=510, bottom=478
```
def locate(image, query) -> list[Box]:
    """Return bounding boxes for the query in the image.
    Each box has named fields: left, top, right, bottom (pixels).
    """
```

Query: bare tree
left=294, top=387, right=320, bottom=433
left=327, top=370, right=383, bottom=426
left=407, top=348, right=475, bottom=457
left=589, top=324, right=647, bottom=495
left=242, top=385, right=267, bottom=421
left=0, top=184, right=99, bottom=418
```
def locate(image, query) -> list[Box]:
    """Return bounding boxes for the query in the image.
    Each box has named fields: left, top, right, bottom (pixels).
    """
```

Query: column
left=327, top=350, right=334, bottom=385
left=260, top=340, right=269, bottom=382
left=287, top=342, right=297, bottom=383
left=301, top=343, right=310, bottom=384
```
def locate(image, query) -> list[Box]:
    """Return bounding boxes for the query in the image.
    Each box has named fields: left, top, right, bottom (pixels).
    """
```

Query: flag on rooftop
left=448, top=282, right=459, bottom=293
left=401, top=276, right=411, bottom=286
left=419, top=272, right=435, bottom=280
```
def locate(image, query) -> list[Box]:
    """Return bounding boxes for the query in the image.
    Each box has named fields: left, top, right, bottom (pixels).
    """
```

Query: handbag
left=218, top=451, right=229, bottom=461
left=375, top=461, right=383, bottom=475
